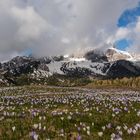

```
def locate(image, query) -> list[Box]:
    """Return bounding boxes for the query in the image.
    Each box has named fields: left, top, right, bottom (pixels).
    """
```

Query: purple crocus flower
left=77, top=135, right=82, bottom=140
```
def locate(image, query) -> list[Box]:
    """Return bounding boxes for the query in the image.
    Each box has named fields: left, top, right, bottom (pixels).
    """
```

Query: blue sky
left=115, top=39, right=133, bottom=51
left=22, top=48, right=33, bottom=56
left=116, top=2, right=140, bottom=50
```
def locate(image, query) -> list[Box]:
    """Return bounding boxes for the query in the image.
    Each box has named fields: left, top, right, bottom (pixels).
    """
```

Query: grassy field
left=0, top=86, right=140, bottom=140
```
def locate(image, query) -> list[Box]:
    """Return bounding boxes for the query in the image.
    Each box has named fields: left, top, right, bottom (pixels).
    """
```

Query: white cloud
left=135, top=18, right=140, bottom=33
left=61, top=38, right=70, bottom=44
left=0, top=0, right=139, bottom=61
left=126, top=17, right=140, bottom=54
left=11, top=6, right=48, bottom=41
left=116, top=28, right=130, bottom=40
left=106, top=17, right=140, bottom=54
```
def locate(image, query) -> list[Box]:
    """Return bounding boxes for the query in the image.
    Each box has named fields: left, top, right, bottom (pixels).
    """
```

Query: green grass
left=0, top=86, right=140, bottom=139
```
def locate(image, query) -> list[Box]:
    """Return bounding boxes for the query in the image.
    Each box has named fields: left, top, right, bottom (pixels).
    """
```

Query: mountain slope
left=107, top=60, right=140, bottom=78
left=0, top=48, right=140, bottom=85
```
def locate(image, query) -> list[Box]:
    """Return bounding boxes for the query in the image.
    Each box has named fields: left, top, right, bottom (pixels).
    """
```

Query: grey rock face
left=84, top=50, right=108, bottom=62
left=107, top=60, right=140, bottom=78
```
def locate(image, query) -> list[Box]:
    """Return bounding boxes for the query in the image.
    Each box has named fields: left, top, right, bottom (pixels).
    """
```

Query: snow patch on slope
left=69, top=57, right=86, bottom=62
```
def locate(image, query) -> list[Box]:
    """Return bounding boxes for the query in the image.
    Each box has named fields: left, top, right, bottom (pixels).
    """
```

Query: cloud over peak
left=0, top=0, right=139, bottom=61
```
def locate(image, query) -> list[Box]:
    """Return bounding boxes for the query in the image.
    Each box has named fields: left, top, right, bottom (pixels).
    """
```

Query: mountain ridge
left=0, top=47, right=140, bottom=86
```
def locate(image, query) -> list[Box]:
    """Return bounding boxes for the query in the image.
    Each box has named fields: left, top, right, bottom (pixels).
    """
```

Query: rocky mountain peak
left=105, top=47, right=133, bottom=62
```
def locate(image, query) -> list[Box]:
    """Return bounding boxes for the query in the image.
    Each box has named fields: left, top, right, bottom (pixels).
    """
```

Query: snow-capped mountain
left=0, top=47, right=140, bottom=85
left=105, top=47, right=133, bottom=61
